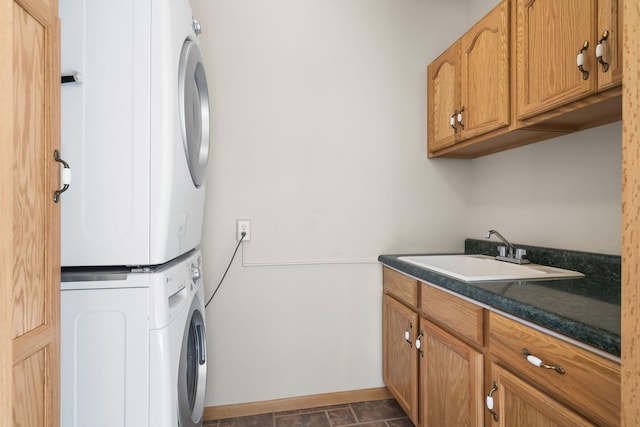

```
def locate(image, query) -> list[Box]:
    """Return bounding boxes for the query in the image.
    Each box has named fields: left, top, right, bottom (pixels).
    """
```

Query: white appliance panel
left=60, top=0, right=151, bottom=266
left=61, top=286, right=150, bottom=426
left=61, top=249, right=207, bottom=427
left=60, top=0, right=209, bottom=267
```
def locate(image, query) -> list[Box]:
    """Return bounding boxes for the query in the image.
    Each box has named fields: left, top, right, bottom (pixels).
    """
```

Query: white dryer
left=60, top=0, right=210, bottom=267
left=61, top=249, right=207, bottom=426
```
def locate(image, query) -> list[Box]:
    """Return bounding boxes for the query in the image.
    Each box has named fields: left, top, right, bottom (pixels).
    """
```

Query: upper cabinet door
left=427, top=42, right=459, bottom=153
left=459, top=0, right=510, bottom=140
left=516, top=0, right=597, bottom=120
left=597, top=0, right=622, bottom=90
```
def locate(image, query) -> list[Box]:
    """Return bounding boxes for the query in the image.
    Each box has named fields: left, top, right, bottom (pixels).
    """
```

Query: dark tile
left=353, top=422, right=387, bottom=427
left=326, top=407, right=357, bottom=426
left=275, top=411, right=331, bottom=427
left=386, top=417, right=415, bottom=427
left=219, top=413, right=274, bottom=427
left=351, top=400, right=406, bottom=422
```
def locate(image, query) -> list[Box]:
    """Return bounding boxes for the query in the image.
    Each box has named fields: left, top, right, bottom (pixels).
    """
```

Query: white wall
left=466, top=122, right=622, bottom=255
left=192, top=0, right=472, bottom=406
left=192, top=0, right=622, bottom=408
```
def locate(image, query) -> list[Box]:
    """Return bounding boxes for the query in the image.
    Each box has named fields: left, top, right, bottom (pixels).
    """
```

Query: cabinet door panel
left=383, top=295, right=419, bottom=424
left=5, top=1, right=61, bottom=425
left=421, top=320, right=483, bottom=427
left=427, top=43, right=459, bottom=153
left=491, top=363, right=595, bottom=426
left=597, top=0, right=622, bottom=90
left=460, top=0, right=510, bottom=140
left=516, top=0, right=597, bottom=119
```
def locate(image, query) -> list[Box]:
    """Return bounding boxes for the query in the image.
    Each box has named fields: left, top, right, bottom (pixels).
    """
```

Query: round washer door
left=178, top=39, right=210, bottom=188
left=177, top=299, right=207, bottom=427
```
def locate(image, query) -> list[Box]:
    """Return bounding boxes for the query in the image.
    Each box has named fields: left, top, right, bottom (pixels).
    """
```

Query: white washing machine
left=60, top=0, right=210, bottom=267
left=61, top=249, right=207, bottom=426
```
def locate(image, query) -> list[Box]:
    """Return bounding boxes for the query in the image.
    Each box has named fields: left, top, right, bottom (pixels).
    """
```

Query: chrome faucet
left=485, top=229, right=530, bottom=264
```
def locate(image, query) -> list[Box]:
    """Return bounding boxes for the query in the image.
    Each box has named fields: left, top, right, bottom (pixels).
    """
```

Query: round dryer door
left=178, top=39, right=210, bottom=188
left=178, top=301, right=207, bottom=426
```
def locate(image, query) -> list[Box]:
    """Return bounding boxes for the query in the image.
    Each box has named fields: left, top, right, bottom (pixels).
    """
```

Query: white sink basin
left=398, top=254, right=584, bottom=282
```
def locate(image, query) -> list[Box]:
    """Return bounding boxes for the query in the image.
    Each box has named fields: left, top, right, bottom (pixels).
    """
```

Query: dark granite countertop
left=378, top=239, right=621, bottom=357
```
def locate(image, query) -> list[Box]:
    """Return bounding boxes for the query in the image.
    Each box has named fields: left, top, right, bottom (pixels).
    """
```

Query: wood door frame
left=622, top=0, right=639, bottom=425
left=0, top=0, right=15, bottom=420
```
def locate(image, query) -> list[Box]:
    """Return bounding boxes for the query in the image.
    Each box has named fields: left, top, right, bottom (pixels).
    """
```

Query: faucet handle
left=497, top=246, right=508, bottom=257
left=515, top=248, right=527, bottom=260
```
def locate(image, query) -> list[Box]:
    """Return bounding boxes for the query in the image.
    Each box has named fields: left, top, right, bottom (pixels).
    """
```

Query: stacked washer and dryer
left=59, top=0, right=211, bottom=426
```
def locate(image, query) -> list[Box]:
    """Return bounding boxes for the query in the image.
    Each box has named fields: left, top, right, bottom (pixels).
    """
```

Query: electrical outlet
left=236, top=219, right=251, bottom=241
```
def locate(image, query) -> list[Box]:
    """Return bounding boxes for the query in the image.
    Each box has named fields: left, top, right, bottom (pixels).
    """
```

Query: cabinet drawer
left=420, top=283, right=484, bottom=346
left=489, top=312, right=620, bottom=426
left=383, top=267, right=418, bottom=307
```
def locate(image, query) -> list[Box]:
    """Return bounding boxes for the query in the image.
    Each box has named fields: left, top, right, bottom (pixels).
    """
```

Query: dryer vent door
left=178, top=39, right=210, bottom=188
left=178, top=304, right=207, bottom=426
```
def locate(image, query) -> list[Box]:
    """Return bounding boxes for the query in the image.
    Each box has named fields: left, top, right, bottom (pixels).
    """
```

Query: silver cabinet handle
left=404, top=321, right=413, bottom=348
left=486, top=381, right=499, bottom=421
left=522, top=348, right=566, bottom=374
left=53, top=150, right=71, bottom=202
left=457, top=106, right=465, bottom=130
left=596, top=30, right=610, bottom=72
left=576, top=40, right=590, bottom=80
left=415, top=330, right=424, bottom=358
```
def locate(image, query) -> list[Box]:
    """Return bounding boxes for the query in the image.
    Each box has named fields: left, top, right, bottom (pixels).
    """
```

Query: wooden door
left=420, top=320, right=483, bottom=427
left=383, top=295, right=419, bottom=425
left=515, top=0, right=597, bottom=120
left=427, top=42, right=459, bottom=154
left=489, top=363, right=595, bottom=426
left=596, top=0, right=622, bottom=90
left=0, top=0, right=61, bottom=426
left=459, top=0, right=510, bottom=141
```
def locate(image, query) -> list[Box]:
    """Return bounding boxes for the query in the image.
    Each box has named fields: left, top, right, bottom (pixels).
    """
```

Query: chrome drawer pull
left=576, top=40, right=590, bottom=80
left=522, top=348, right=565, bottom=374
left=404, top=322, right=413, bottom=348
left=53, top=150, right=71, bottom=202
left=485, top=381, right=499, bottom=422
left=415, top=330, right=424, bottom=358
left=596, top=30, right=610, bottom=72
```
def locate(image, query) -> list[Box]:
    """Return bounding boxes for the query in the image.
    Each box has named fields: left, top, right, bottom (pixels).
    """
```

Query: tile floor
left=203, top=399, right=413, bottom=427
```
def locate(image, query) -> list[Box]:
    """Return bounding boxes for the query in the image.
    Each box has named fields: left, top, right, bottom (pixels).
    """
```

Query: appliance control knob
left=192, top=19, right=202, bottom=36
left=191, top=264, right=201, bottom=282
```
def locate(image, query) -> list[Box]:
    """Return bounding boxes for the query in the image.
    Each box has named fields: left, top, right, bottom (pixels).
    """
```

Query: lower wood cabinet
left=383, top=267, right=484, bottom=427
left=488, top=363, right=595, bottom=426
left=421, top=319, right=483, bottom=427
left=383, top=294, right=419, bottom=424
left=488, top=312, right=620, bottom=426
left=382, top=267, right=621, bottom=427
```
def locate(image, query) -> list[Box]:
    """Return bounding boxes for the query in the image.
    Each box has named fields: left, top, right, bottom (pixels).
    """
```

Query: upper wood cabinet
left=459, top=1, right=510, bottom=140
left=515, top=0, right=621, bottom=120
left=427, top=43, right=459, bottom=152
left=427, top=0, right=509, bottom=155
left=596, top=0, right=622, bottom=90
left=426, top=0, right=622, bottom=158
